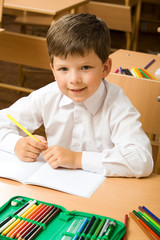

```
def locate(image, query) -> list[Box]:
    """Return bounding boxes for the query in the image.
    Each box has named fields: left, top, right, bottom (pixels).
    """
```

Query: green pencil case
left=0, top=196, right=126, bottom=240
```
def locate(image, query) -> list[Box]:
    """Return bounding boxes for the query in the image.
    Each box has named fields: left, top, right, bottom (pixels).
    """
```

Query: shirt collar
left=59, top=80, right=106, bottom=115
left=83, top=80, right=106, bottom=115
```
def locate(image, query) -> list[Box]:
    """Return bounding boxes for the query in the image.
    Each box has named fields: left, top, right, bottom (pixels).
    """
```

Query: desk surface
left=4, top=0, right=89, bottom=15
left=110, top=49, right=160, bottom=77
left=0, top=174, right=160, bottom=239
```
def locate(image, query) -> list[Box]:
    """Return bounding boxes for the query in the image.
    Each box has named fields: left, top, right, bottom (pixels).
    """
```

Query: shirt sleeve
left=0, top=90, right=43, bottom=154
left=82, top=104, right=154, bottom=178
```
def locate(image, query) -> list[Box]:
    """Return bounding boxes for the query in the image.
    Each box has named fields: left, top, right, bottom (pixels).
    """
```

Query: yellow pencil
left=7, top=114, right=40, bottom=142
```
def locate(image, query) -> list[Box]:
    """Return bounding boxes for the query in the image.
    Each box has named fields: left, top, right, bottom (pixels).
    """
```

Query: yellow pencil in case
left=131, top=68, right=140, bottom=78
left=7, top=114, right=40, bottom=142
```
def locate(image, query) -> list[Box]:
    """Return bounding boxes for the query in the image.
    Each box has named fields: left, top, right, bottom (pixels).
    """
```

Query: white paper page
left=25, top=163, right=105, bottom=198
left=0, top=150, right=44, bottom=183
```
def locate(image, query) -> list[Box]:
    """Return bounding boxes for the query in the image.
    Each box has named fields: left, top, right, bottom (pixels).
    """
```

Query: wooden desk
left=0, top=174, right=159, bottom=240
left=110, top=49, right=160, bottom=76
left=108, top=49, right=160, bottom=135
left=4, top=0, right=89, bottom=16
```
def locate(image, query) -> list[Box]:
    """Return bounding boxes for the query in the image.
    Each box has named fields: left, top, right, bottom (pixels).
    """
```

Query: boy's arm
left=0, top=91, right=43, bottom=155
left=82, top=106, right=154, bottom=178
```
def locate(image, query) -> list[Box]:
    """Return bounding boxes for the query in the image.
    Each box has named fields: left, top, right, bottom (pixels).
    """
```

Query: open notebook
left=0, top=150, right=105, bottom=198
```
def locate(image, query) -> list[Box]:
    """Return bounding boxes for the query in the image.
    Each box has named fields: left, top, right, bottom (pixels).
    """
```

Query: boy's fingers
left=29, top=137, right=48, bottom=150
left=34, top=135, right=48, bottom=144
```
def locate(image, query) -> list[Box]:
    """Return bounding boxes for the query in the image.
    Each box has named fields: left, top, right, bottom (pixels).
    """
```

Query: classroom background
left=0, top=0, right=160, bottom=173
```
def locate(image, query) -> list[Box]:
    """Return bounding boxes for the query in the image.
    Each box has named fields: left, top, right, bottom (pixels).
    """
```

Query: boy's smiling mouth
left=69, top=87, right=87, bottom=93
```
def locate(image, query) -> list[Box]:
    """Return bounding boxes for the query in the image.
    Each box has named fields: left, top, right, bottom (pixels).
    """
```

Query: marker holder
left=0, top=196, right=126, bottom=240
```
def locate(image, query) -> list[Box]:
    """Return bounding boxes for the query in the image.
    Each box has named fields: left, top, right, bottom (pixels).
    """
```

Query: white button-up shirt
left=0, top=79, right=153, bottom=177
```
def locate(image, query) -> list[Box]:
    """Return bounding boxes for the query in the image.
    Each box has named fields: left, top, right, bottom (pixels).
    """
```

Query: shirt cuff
left=82, top=151, right=105, bottom=175
left=0, top=133, right=22, bottom=154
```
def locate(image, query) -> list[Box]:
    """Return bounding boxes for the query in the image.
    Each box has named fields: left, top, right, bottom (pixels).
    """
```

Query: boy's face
left=50, top=50, right=112, bottom=102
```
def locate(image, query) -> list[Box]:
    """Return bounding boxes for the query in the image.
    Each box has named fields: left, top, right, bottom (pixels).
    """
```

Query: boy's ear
left=102, top=58, right=112, bottom=78
left=50, top=63, right=54, bottom=72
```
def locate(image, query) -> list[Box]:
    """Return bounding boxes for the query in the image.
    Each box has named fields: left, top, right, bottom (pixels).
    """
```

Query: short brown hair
left=46, top=13, right=111, bottom=64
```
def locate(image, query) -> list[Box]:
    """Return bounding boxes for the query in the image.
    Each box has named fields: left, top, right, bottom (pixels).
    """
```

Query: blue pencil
left=120, top=67, right=123, bottom=74
left=142, top=206, right=160, bottom=224
left=72, top=218, right=88, bottom=240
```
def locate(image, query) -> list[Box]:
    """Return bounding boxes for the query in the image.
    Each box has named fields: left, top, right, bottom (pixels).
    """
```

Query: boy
left=0, top=13, right=153, bottom=177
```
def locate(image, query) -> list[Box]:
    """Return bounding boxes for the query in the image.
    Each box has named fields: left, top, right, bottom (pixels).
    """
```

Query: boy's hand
left=14, top=135, right=48, bottom=162
left=42, top=145, right=82, bottom=169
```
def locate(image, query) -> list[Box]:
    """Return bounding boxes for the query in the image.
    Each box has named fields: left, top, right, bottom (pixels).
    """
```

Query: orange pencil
left=135, top=67, right=143, bottom=78
left=139, top=219, right=160, bottom=240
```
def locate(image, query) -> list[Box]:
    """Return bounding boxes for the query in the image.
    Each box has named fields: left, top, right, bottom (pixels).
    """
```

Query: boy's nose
left=70, top=72, right=82, bottom=84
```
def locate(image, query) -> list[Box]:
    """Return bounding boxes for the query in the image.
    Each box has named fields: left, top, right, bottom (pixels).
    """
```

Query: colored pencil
left=0, top=201, right=32, bottom=228
left=135, top=67, right=143, bottom=78
left=126, top=69, right=132, bottom=76
left=142, top=212, right=160, bottom=230
left=24, top=208, right=61, bottom=240
left=79, top=216, right=96, bottom=240
left=85, top=218, right=101, bottom=240
left=139, top=219, right=160, bottom=240
left=138, top=206, right=160, bottom=225
left=0, top=200, right=36, bottom=233
left=72, top=218, right=88, bottom=240
left=130, top=68, right=136, bottom=77
left=129, top=212, right=155, bottom=240
left=122, top=214, right=128, bottom=240
left=122, top=69, right=128, bottom=75
left=2, top=204, right=37, bottom=236
left=9, top=203, right=43, bottom=238
left=16, top=204, right=49, bottom=238
left=144, top=59, right=155, bottom=69
left=17, top=205, right=55, bottom=239
left=132, top=68, right=139, bottom=77
left=133, top=210, right=160, bottom=237
left=98, top=219, right=110, bottom=238
left=138, top=68, right=150, bottom=79
left=142, top=68, right=157, bottom=80
left=91, top=218, right=106, bottom=240
left=120, top=67, right=123, bottom=74
left=142, top=207, right=160, bottom=224
left=7, top=114, right=40, bottom=142
left=114, top=68, right=119, bottom=73
left=138, top=211, right=160, bottom=232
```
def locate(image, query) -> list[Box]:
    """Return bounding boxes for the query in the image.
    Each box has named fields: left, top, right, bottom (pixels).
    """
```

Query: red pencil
left=122, top=214, right=128, bottom=240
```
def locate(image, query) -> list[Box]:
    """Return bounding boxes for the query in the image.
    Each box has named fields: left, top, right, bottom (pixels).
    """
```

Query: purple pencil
left=144, top=59, right=155, bottom=69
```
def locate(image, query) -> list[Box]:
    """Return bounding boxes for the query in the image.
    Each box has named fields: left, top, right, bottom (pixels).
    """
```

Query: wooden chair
left=77, top=1, right=133, bottom=50
left=0, top=0, right=3, bottom=27
left=0, top=0, right=51, bottom=93
left=0, top=30, right=50, bottom=93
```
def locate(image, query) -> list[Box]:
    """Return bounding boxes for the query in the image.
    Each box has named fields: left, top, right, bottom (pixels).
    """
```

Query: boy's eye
left=82, top=66, right=91, bottom=70
left=59, top=67, right=68, bottom=71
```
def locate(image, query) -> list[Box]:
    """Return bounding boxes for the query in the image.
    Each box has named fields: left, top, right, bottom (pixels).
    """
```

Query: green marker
left=85, top=218, right=101, bottom=240
left=91, top=218, right=106, bottom=240
left=102, top=221, right=116, bottom=240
